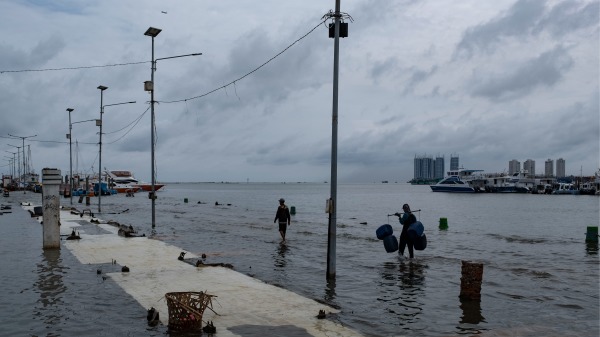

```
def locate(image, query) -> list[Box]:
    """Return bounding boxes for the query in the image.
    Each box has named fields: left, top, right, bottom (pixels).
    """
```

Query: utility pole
left=327, top=0, right=342, bottom=280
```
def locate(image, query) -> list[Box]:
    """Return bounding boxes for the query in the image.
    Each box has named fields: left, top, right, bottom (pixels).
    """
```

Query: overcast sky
left=0, top=0, right=598, bottom=183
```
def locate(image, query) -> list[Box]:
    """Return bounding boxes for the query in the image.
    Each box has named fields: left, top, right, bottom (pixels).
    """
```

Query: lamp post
left=3, top=157, right=14, bottom=178
left=66, top=108, right=74, bottom=204
left=71, top=118, right=96, bottom=195
left=4, top=151, right=16, bottom=178
left=145, top=27, right=161, bottom=229
left=96, top=86, right=135, bottom=214
left=8, top=134, right=37, bottom=193
left=144, top=26, right=201, bottom=229
left=97, top=85, right=108, bottom=213
left=7, top=144, right=21, bottom=189
left=99, top=100, right=136, bottom=204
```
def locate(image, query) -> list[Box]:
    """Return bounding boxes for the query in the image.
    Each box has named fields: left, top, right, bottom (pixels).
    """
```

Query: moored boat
left=552, top=182, right=580, bottom=195
left=430, top=169, right=484, bottom=192
left=106, top=170, right=164, bottom=194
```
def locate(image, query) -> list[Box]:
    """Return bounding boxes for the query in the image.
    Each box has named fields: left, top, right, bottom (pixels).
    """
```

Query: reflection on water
left=378, top=260, right=427, bottom=329
left=585, top=241, right=598, bottom=255
left=459, top=298, right=485, bottom=324
left=324, top=278, right=337, bottom=304
left=456, top=298, right=487, bottom=335
left=273, top=242, right=289, bottom=269
left=34, top=249, right=66, bottom=332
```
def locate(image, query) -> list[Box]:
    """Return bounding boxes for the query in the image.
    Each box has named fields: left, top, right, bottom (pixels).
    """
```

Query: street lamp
left=71, top=118, right=97, bottom=196
left=144, top=26, right=201, bottom=229
left=96, top=101, right=135, bottom=203
left=8, top=133, right=37, bottom=193
left=3, top=157, right=14, bottom=178
left=145, top=27, right=160, bottom=229
left=97, top=85, right=108, bottom=213
left=7, top=144, right=21, bottom=189
left=66, top=108, right=74, bottom=205
left=4, top=151, right=16, bottom=178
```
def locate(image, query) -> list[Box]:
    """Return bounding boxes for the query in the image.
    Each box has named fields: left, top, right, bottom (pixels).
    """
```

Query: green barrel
left=184, top=198, right=188, bottom=203
left=290, top=206, right=296, bottom=215
left=586, top=226, right=598, bottom=242
left=439, top=217, right=448, bottom=230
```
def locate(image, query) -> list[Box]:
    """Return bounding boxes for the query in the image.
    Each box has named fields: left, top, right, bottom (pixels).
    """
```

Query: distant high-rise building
left=434, top=156, right=445, bottom=179
left=509, top=159, right=520, bottom=175
left=414, top=155, right=434, bottom=179
left=556, top=158, right=566, bottom=177
left=450, top=155, right=459, bottom=170
left=545, top=159, right=554, bottom=177
left=524, top=159, right=535, bottom=176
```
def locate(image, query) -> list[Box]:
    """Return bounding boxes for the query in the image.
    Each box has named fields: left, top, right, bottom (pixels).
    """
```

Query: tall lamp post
left=66, top=108, right=74, bottom=204
left=71, top=118, right=96, bottom=196
left=8, top=134, right=37, bottom=193
left=97, top=85, right=108, bottom=213
left=7, top=144, right=21, bottom=189
left=99, top=100, right=136, bottom=206
left=96, top=85, right=135, bottom=214
left=3, top=157, right=14, bottom=178
left=4, top=151, right=16, bottom=178
left=144, top=26, right=201, bottom=229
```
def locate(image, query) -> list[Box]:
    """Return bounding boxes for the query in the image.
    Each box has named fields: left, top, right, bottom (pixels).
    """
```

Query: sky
left=0, top=0, right=598, bottom=183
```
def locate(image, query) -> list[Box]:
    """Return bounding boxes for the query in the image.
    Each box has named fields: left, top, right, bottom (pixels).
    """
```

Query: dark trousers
left=399, top=225, right=414, bottom=258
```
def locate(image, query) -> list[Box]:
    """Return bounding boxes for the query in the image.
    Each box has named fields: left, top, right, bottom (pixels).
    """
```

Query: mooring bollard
left=86, top=196, right=90, bottom=206
left=184, top=198, right=188, bottom=203
left=290, top=206, right=296, bottom=215
left=459, top=261, right=483, bottom=300
left=439, top=217, right=448, bottom=230
left=42, top=168, right=62, bottom=250
left=586, top=226, right=599, bottom=242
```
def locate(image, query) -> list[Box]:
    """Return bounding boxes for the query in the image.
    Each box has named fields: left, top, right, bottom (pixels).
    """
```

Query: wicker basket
left=165, top=291, right=216, bottom=331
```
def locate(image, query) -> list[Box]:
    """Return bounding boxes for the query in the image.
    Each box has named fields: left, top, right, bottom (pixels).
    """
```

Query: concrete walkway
left=24, top=203, right=362, bottom=337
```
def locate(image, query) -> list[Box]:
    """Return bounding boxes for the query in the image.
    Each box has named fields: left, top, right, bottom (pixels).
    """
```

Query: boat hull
left=134, top=184, right=165, bottom=192
left=430, top=185, right=475, bottom=193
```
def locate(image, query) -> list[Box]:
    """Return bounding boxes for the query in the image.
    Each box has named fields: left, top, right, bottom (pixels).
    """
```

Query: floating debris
left=147, top=307, right=160, bottom=326
left=202, top=321, right=216, bottom=333
left=317, top=309, right=326, bottom=319
left=66, top=229, right=81, bottom=240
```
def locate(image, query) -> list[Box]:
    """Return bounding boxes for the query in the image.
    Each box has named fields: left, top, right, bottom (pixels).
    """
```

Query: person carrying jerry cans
left=394, top=203, right=417, bottom=258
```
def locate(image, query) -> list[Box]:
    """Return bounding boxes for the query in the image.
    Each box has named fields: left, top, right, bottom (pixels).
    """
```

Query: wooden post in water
left=42, top=168, right=62, bottom=249
left=459, top=261, right=483, bottom=300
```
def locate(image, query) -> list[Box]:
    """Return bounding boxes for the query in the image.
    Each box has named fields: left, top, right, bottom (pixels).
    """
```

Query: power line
left=0, top=60, right=149, bottom=74
left=158, top=19, right=327, bottom=104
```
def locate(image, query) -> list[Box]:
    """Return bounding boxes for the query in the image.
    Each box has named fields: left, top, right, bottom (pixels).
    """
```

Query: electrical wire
left=158, top=19, right=327, bottom=104
left=0, top=61, right=149, bottom=74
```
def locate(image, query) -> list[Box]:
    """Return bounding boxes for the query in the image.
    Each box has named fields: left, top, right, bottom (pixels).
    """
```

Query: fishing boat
left=430, top=169, right=485, bottom=193
left=106, top=170, right=164, bottom=194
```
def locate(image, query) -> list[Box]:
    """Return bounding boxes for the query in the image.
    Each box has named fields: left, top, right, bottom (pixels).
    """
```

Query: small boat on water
left=430, top=169, right=485, bottom=193
left=106, top=170, right=164, bottom=194
left=552, top=182, right=580, bottom=195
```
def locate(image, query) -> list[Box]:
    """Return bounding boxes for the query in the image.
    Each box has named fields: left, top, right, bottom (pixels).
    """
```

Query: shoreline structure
left=22, top=202, right=362, bottom=337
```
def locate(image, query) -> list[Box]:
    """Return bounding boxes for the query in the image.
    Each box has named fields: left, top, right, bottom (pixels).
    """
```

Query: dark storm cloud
left=534, top=1, right=600, bottom=37
left=455, top=0, right=546, bottom=58
left=0, top=36, right=65, bottom=70
left=455, top=0, right=598, bottom=59
left=470, top=45, right=574, bottom=101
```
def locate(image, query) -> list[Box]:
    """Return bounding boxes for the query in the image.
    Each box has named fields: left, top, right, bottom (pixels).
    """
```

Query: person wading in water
left=395, top=203, right=417, bottom=258
left=274, top=198, right=291, bottom=243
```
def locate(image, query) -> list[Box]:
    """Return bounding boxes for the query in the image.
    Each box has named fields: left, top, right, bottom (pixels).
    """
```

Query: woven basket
left=165, top=291, right=216, bottom=331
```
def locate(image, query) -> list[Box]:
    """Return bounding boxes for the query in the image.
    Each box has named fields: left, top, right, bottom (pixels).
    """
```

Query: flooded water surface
left=1, top=183, right=598, bottom=336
